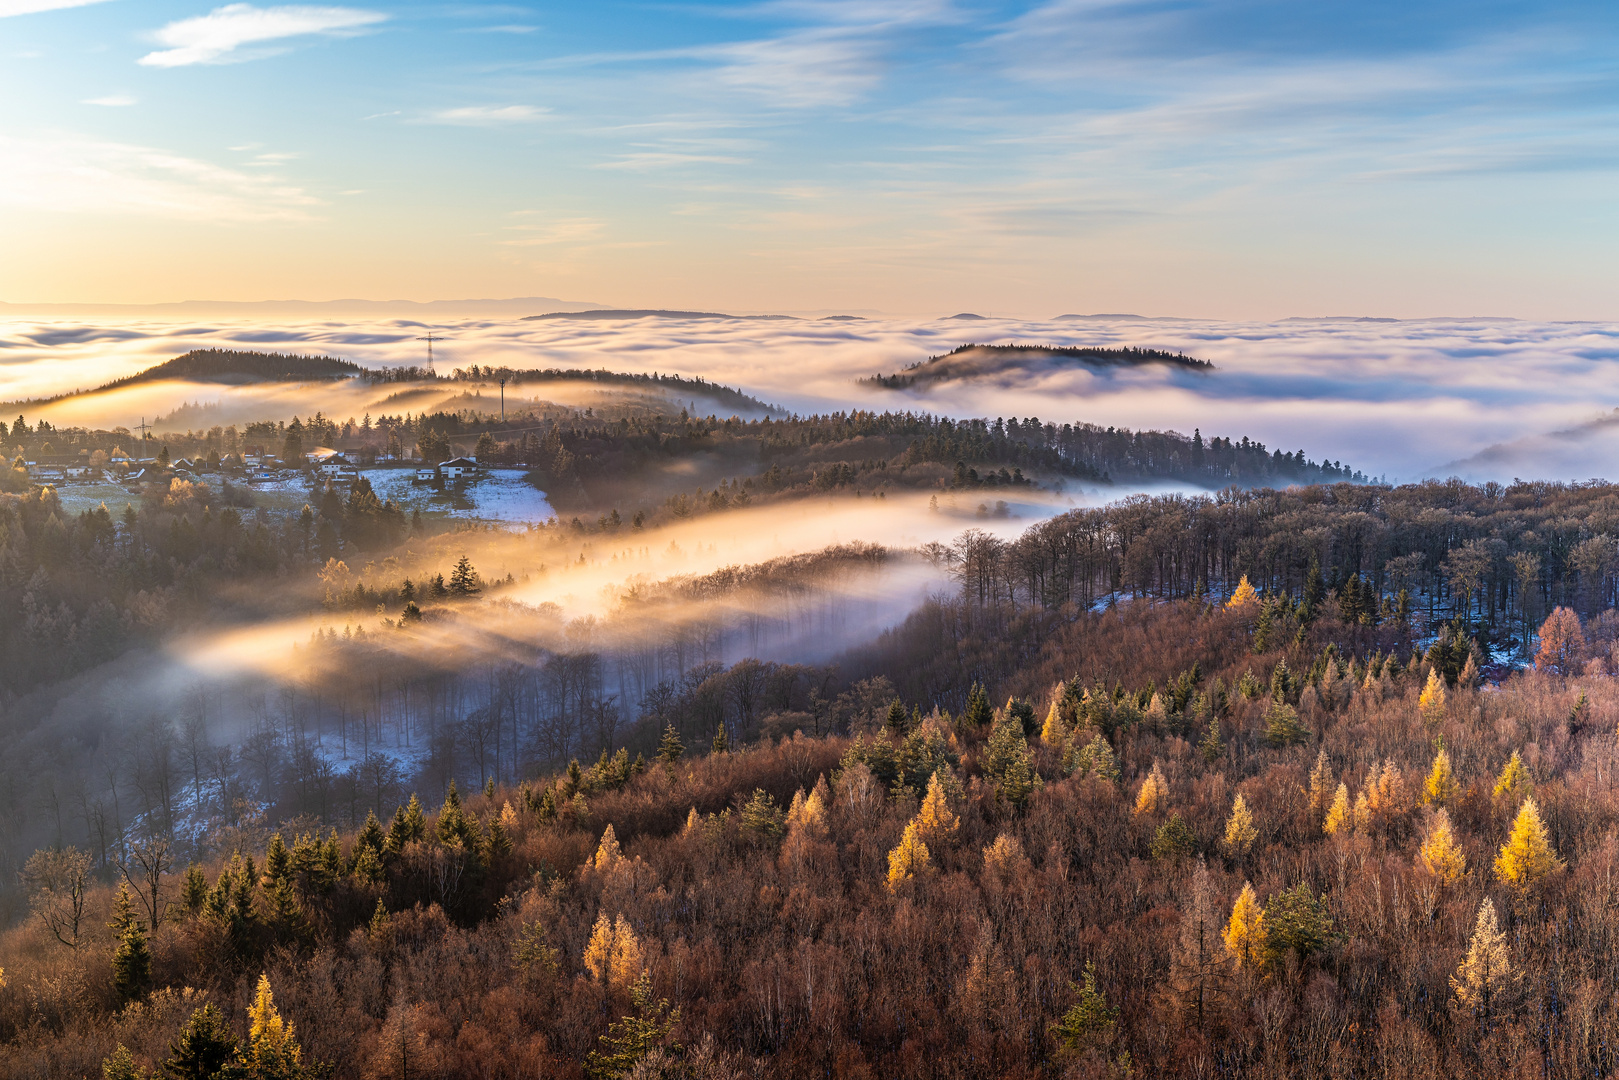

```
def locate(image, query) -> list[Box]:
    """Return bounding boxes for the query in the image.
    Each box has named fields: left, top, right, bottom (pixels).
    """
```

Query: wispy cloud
left=0, top=0, right=111, bottom=17
left=500, top=216, right=604, bottom=246
left=82, top=94, right=137, bottom=106
left=423, top=104, right=547, bottom=125
left=138, top=3, right=386, bottom=68
left=0, top=133, right=321, bottom=222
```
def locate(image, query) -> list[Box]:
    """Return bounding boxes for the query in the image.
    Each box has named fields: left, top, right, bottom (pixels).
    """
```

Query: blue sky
left=3, top=0, right=1618, bottom=314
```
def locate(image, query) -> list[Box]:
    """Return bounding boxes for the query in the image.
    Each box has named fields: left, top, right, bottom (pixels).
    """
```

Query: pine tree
left=1224, top=882, right=1266, bottom=970
left=1493, top=750, right=1530, bottom=800
left=101, top=1044, right=146, bottom=1080
left=884, top=698, right=911, bottom=737
left=983, top=708, right=1038, bottom=809
left=711, top=725, right=729, bottom=755
left=1423, top=745, right=1458, bottom=806
left=886, top=819, right=933, bottom=890
left=1223, top=794, right=1258, bottom=856
left=1197, top=717, right=1225, bottom=763
left=1495, top=796, right=1563, bottom=889
left=353, top=809, right=385, bottom=866
left=263, top=833, right=291, bottom=886
left=1324, top=782, right=1351, bottom=835
left=1051, top=961, right=1118, bottom=1060
left=656, top=724, right=684, bottom=767
left=1451, top=898, right=1517, bottom=1022
left=181, top=864, right=208, bottom=915
left=1168, top=860, right=1229, bottom=1031
left=583, top=971, right=681, bottom=1080
left=1262, top=702, right=1307, bottom=748
left=109, top=883, right=151, bottom=1003
left=1420, top=810, right=1466, bottom=882
left=1064, top=732, right=1120, bottom=782
left=447, top=555, right=481, bottom=597
left=1135, top=761, right=1168, bottom=815
left=1262, top=883, right=1332, bottom=966
left=964, top=682, right=994, bottom=728
left=1151, top=814, right=1196, bottom=861
left=740, top=789, right=785, bottom=840
left=164, top=1003, right=238, bottom=1080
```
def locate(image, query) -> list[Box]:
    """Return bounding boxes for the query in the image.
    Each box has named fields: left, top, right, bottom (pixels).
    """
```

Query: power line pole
left=415, top=332, right=444, bottom=376
left=136, top=417, right=150, bottom=462
left=498, top=377, right=507, bottom=424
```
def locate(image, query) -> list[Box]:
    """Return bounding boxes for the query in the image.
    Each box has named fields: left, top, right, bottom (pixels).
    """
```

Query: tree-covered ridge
left=0, top=350, right=368, bottom=412
left=866, top=342, right=1214, bottom=389
left=6, top=592, right=1619, bottom=1078
left=359, top=363, right=785, bottom=418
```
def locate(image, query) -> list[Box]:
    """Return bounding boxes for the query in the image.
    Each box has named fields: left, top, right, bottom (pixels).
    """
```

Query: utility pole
left=415, top=332, right=445, bottom=376
left=498, top=377, right=507, bottom=424
left=136, top=418, right=150, bottom=462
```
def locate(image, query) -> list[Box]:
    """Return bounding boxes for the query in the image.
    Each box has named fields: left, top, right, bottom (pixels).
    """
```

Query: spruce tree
left=583, top=972, right=681, bottom=1080
left=109, top=884, right=151, bottom=1004
left=983, top=708, right=1037, bottom=810
left=448, top=555, right=481, bottom=597
left=164, top=1003, right=237, bottom=1080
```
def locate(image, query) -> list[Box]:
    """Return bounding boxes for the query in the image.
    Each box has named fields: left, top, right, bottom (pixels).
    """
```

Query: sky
left=3, top=0, right=1618, bottom=317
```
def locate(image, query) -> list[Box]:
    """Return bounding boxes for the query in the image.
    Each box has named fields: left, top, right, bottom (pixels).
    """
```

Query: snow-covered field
left=48, top=466, right=554, bottom=525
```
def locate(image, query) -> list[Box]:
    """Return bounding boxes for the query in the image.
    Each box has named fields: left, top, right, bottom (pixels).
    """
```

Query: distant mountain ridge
left=524, top=309, right=799, bottom=321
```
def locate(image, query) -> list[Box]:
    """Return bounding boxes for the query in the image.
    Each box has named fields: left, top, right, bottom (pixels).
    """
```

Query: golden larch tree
left=886, top=819, right=933, bottom=891
left=1223, top=882, right=1266, bottom=970
left=1040, top=699, right=1068, bottom=746
left=244, top=973, right=304, bottom=1077
left=1323, top=783, right=1351, bottom=835
left=1419, top=809, right=1466, bottom=882
left=915, top=771, right=960, bottom=841
left=1419, top=669, right=1447, bottom=732
left=1422, top=746, right=1458, bottom=806
left=1451, top=898, right=1517, bottom=1020
left=1495, top=797, right=1563, bottom=889
left=584, top=912, right=644, bottom=994
left=1227, top=576, right=1259, bottom=612
left=1223, top=794, right=1258, bottom=856
left=1307, top=750, right=1333, bottom=819
left=1135, top=761, right=1169, bottom=816
left=1493, top=750, right=1530, bottom=800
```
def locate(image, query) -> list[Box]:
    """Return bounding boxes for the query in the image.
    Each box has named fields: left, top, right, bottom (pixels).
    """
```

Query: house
left=109, top=448, right=132, bottom=466
left=413, top=466, right=438, bottom=484
left=64, top=465, right=97, bottom=479
left=439, top=456, right=480, bottom=481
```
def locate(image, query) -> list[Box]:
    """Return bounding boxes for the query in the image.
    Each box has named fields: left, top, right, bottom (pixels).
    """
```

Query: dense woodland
left=4, top=590, right=1619, bottom=1078
left=6, top=352, right=1619, bottom=1076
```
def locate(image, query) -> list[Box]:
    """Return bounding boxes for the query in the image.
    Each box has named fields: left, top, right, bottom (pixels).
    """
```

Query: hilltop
left=865, top=342, right=1214, bottom=390
left=0, top=349, right=365, bottom=411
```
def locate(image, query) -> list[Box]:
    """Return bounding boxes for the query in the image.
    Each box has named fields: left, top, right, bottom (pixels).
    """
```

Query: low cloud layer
left=4, top=312, right=1619, bottom=483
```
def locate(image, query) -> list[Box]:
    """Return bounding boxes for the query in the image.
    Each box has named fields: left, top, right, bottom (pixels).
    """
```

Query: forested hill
left=0, top=349, right=367, bottom=411
left=100, top=349, right=365, bottom=387
left=866, top=343, right=1214, bottom=389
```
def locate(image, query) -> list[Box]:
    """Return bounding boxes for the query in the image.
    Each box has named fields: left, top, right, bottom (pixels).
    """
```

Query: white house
left=439, top=456, right=479, bottom=481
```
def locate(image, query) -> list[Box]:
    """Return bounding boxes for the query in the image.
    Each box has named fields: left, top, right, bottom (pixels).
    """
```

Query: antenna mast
left=498, top=377, right=507, bottom=423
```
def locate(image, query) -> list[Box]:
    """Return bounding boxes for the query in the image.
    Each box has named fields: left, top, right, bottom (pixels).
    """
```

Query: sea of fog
left=5, top=312, right=1619, bottom=483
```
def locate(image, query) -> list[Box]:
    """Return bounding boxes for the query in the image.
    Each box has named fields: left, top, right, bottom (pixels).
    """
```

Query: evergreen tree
left=1151, top=814, right=1196, bottom=861
left=883, top=698, right=910, bottom=737
left=1262, top=702, right=1306, bottom=747
left=447, top=555, right=481, bottom=597
left=1051, top=961, right=1117, bottom=1060
left=1262, top=884, right=1333, bottom=967
left=583, top=971, right=681, bottom=1080
left=656, top=724, right=684, bottom=767
left=982, top=708, right=1037, bottom=810
left=109, top=883, right=151, bottom=1003
left=180, top=864, right=208, bottom=915
left=163, top=1003, right=238, bottom=1080
left=964, top=682, right=993, bottom=728
left=101, top=1045, right=147, bottom=1080
left=352, top=810, right=385, bottom=868
left=1197, top=717, right=1225, bottom=763
left=739, top=789, right=784, bottom=840
left=1064, top=732, right=1119, bottom=782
